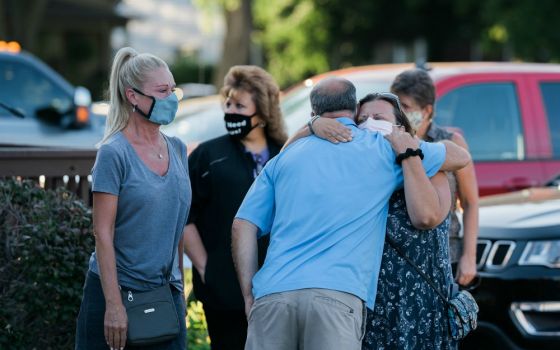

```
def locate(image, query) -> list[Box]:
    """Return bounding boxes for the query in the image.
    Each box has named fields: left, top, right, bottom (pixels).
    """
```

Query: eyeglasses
left=372, top=92, right=404, bottom=115
left=132, top=87, right=183, bottom=100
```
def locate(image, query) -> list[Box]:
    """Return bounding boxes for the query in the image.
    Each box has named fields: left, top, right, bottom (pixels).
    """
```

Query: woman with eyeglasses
left=356, top=93, right=456, bottom=350
left=291, top=92, right=457, bottom=349
left=75, top=47, right=190, bottom=350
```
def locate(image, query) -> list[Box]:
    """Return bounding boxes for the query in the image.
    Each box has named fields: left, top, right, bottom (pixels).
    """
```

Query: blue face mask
left=132, top=88, right=179, bottom=125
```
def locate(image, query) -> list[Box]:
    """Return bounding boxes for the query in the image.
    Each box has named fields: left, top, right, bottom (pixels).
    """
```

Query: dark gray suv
left=462, top=175, right=560, bottom=349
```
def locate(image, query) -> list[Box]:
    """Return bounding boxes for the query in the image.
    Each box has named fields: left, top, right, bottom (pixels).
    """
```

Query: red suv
left=280, top=62, right=560, bottom=196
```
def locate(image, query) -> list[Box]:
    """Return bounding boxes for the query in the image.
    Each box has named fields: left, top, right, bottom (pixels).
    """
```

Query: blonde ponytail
left=98, top=47, right=169, bottom=146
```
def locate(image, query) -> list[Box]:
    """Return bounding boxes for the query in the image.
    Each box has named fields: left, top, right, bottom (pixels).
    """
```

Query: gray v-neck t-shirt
left=89, top=131, right=191, bottom=291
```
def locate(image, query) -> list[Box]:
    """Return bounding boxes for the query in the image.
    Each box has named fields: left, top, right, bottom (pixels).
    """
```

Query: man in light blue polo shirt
left=232, top=78, right=470, bottom=350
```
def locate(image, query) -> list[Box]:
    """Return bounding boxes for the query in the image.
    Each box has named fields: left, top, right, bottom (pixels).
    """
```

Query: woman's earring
left=132, top=105, right=136, bottom=113
left=260, top=122, right=266, bottom=128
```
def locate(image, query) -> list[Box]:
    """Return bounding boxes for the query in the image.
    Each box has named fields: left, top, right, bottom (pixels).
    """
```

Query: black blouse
left=187, top=134, right=281, bottom=310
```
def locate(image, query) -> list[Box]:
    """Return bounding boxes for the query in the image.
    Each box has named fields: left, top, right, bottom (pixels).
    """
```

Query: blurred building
left=1, top=0, right=128, bottom=99
left=114, top=0, right=224, bottom=65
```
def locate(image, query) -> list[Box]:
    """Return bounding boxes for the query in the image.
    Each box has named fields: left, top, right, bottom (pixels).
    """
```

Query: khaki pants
left=245, top=288, right=366, bottom=350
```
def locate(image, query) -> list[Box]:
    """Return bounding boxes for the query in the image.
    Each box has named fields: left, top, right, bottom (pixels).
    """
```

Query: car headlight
left=519, top=240, right=560, bottom=268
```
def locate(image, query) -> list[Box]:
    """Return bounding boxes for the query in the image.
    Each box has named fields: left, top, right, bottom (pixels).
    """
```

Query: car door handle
left=503, top=177, right=538, bottom=191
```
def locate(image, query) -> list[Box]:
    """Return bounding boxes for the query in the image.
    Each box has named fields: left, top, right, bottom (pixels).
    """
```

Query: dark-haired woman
left=311, top=93, right=458, bottom=349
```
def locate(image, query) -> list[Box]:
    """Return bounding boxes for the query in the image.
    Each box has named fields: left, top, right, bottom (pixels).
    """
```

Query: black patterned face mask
left=224, top=112, right=257, bottom=139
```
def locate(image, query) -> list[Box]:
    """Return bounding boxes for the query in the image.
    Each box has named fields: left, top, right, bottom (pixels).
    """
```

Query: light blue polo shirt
left=235, top=118, right=445, bottom=308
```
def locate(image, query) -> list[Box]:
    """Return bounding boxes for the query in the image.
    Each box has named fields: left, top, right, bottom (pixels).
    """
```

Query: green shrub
left=0, top=178, right=212, bottom=349
left=0, top=178, right=94, bottom=350
left=187, top=300, right=211, bottom=350
left=185, top=268, right=211, bottom=349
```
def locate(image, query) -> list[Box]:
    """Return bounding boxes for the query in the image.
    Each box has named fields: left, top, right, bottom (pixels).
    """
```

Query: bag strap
left=171, top=136, right=188, bottom=173
left=385, top=235, right=450, bottom=304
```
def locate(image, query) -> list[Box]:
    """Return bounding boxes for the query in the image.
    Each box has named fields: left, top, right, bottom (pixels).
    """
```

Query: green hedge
left=0, top=179, right=94, bottom=349
left=0, top=178, right=212, bottom=349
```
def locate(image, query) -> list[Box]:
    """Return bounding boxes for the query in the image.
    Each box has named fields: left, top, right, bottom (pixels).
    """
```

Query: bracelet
left=308, top=115, right=320, bottom=135
left=396, top=148, right=424, bottom=165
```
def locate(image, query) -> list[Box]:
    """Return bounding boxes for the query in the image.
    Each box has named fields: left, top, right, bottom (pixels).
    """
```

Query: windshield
left=0, top=60, right=73, bottom=119
left=162, top=97, right=226, bottom=144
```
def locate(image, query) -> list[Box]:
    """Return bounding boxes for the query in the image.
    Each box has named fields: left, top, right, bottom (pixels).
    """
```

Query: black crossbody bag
left=119, top=138, right=186, bottom=346
left=386, top=235, right=479, bottom=340
left=120, top=280, right=179, bottom=346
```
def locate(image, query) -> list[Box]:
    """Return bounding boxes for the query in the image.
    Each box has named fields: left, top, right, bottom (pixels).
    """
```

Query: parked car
left=0, top=42, right=104, bottom=149
left=460, top=174, right=560, bottom=349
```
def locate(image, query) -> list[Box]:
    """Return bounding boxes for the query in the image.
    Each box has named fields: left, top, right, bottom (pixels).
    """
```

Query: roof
left=286, top=62, right=560, bottom=93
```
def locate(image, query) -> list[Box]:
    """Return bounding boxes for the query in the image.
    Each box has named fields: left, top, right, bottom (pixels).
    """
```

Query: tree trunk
left=213, top=0, right=253, bottom=88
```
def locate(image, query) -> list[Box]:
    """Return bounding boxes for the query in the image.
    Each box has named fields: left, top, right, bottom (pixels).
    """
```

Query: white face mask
left=358, top=118, right=393, bottom=135
left=405, top=110, right=424, bottom=130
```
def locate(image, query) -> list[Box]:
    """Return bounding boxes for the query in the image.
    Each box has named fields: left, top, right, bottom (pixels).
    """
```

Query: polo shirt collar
left=335, top=117, right=357, bottom=127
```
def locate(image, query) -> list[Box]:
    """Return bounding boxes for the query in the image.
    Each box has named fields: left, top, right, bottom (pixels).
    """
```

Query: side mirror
left=74, top=86, right=92, bottom=107
left=36, top=87, right=92, bottom=129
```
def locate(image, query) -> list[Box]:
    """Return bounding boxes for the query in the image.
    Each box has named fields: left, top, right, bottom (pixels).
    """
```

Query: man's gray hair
left=309, top=77, right=356, bottom=116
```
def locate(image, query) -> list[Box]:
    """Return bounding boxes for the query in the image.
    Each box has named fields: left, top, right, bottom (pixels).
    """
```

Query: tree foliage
left=253, top=0, right=330, bottom=87
left=479, top=0, right=560, bottom=62
left=252, top=0, right=560, bottom=87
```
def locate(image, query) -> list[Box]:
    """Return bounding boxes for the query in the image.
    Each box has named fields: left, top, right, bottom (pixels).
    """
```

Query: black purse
left=386, top=235, right=479, bottom=340
left=120, top=282, right=180, bottom=346
left=120, top=226, right=181, bottom=345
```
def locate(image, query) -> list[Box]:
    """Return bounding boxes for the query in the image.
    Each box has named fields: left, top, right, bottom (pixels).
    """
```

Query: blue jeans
left=75, top=271, right=186, bottom=350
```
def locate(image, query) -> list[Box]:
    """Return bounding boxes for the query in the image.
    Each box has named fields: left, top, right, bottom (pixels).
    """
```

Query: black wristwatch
left=396, top=148, right=424, bottom=165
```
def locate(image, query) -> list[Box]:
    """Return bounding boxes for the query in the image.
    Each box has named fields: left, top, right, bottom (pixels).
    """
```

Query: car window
left=0, top=60, right=72, bottom=119
left=163, top=99, right=226, bottom=144
left=436, top=83, right=524, bottom=161
left=539, top=82, right=560, bottom=157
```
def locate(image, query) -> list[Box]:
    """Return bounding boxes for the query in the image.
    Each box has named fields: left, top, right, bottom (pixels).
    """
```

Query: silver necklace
left=156, top=136, right=164, bottom=159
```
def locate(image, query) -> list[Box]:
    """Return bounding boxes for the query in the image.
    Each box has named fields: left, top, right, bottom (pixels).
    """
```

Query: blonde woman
left=75, top=47, right=190, bottom=350
left=184, top=65, right=287, bottom=350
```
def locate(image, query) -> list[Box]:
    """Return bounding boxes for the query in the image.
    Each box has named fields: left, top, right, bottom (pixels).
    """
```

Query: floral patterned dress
left=362, top=190, right=457, bottom=350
